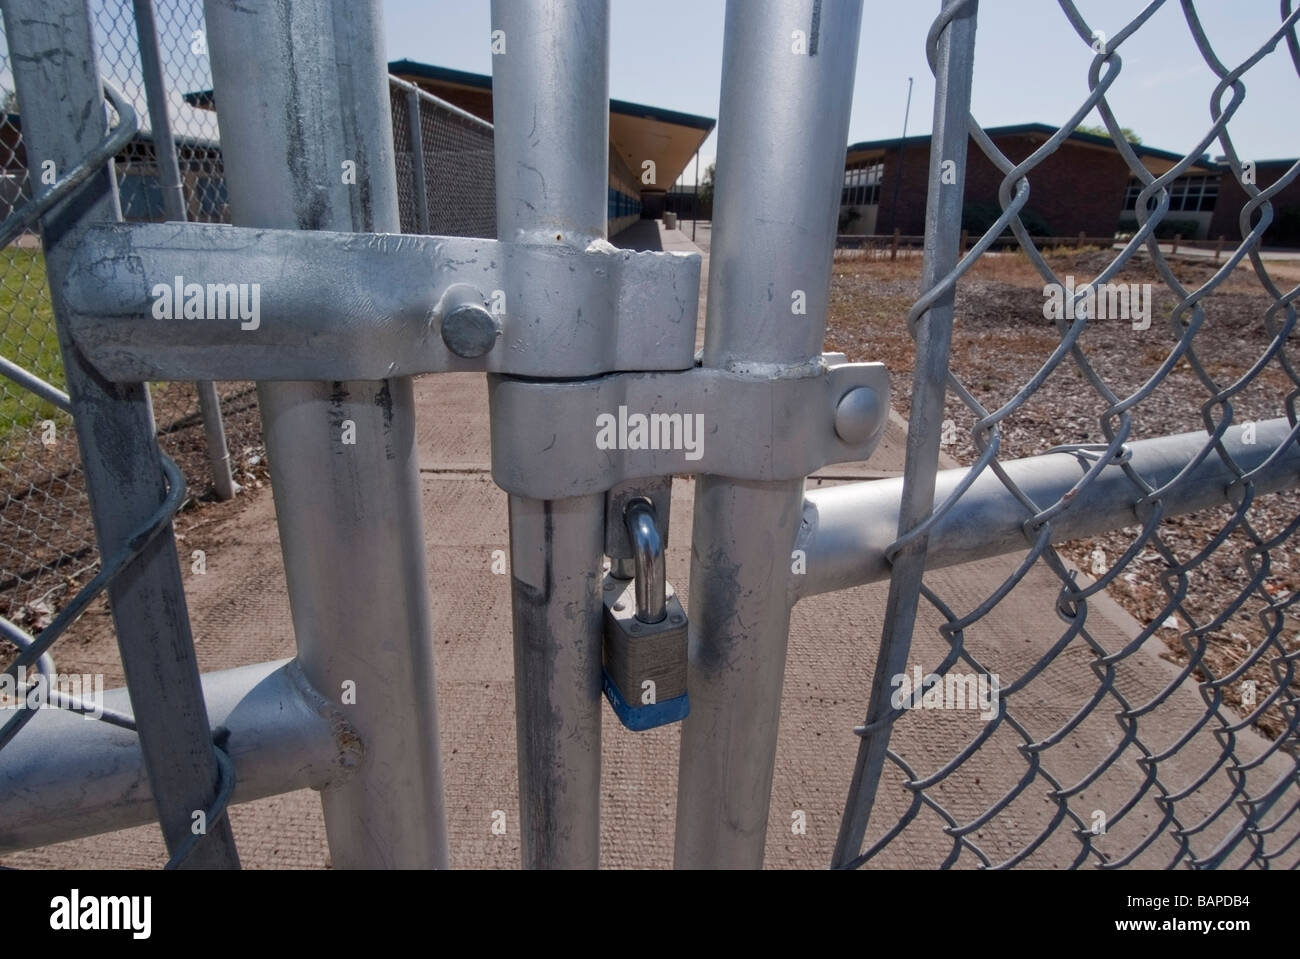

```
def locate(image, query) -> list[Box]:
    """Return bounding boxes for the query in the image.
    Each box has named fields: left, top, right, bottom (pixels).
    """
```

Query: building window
left=1170, top=174, right=1217, bottom=212
left=842, top=161, right=883, bottom=207
left=1123, top=174, right=1218, bottom=213
left=1122, top=179, right=1144, bottom=211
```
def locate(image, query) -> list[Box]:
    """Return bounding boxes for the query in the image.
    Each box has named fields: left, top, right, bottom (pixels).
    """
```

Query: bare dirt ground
left=827, top=247, right=1300, bottom=741
left=1, top=380, right=270, bottom=674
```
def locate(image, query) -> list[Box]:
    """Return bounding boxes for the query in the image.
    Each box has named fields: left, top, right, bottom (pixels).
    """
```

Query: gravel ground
left=826, top=247, right=1300, bottom=741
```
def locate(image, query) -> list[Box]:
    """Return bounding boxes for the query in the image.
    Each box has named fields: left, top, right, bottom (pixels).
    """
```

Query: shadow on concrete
left=611, top=218, right=663, bottom=252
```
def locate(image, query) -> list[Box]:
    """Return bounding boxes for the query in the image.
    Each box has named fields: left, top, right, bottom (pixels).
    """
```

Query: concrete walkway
left=7, top=220, right=1286, bottom=869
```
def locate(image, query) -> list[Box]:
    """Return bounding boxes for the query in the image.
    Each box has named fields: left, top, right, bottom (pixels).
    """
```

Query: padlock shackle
left=624, top=498, right=667, bottom=624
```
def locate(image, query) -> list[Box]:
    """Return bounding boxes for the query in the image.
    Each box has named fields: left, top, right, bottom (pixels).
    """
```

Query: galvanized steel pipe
left=0, top=660, right=357, bottom=854
left=674, top=0, right=864, bottom=869
left=489, top=0, right=611, bottom=870
left=204, top=0, right=449, bottom=868
left=796, top=420, right=1300, bottom=600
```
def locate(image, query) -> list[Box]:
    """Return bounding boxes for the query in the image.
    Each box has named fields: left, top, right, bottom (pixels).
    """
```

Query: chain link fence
left=834, top=0, right=1300, bottom=869
left=11, top=0, right=1292, bottom=873
left=391, top=75, right=496, bottom=238
left=0, top=0, right=496, bottom=635
left=0, top=29, right=95, bottom=633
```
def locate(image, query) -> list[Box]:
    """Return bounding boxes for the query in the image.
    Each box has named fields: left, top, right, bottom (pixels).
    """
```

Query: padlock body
left=602, top=576, right=689, bottom=730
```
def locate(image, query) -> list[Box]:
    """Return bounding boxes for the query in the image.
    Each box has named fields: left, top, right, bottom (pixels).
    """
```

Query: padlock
left=602, top=496, right=689, bottom=731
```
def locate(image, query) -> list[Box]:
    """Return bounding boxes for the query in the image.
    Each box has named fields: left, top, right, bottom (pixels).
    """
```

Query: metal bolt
left=834, top=386, right=882, bottom=446
left=629, top=621, right=641, bottom=633
left=613, top=601, right=625, bottom=612
left=438, top=283, right=501, bottom=358
left=442, top=304, right=499, bottom=358
left=670, top=613, right=684, bottom=625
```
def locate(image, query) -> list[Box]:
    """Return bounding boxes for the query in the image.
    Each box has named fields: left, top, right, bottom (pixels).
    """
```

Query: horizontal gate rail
left=0, top=659, right=356, bottom=854
left=796, top=419, right=1300, bottom=600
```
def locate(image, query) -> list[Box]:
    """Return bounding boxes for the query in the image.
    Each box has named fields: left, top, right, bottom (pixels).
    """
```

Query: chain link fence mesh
left=0, top=0, right=495, bottom=638
left=17, top=0, right=1291, bottom=872
left=837, top=0, right=1300, bottom=869
left=391, top=77, right=496, bottom=237
left=409, top=89, right=496, bottom=238
left=0, top=30, right=95, bottom=631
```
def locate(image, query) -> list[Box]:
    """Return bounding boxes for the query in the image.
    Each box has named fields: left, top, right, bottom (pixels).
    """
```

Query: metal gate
left=826, top=0, right=1300, bottom=870
left=0, top=0, right=1297, bottom=870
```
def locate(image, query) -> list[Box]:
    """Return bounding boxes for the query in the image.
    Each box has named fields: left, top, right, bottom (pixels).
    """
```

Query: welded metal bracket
left=488, top=356, right=889, bottom=499
left=61, top=221, right=890, bottom=498
left=60, top=221, right=700, bottom=380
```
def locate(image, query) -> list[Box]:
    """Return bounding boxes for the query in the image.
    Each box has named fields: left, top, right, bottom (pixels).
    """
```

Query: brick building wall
left=871, top=134, right=1132, bottom=238
left=1208, top=160, right=1300, bottom=247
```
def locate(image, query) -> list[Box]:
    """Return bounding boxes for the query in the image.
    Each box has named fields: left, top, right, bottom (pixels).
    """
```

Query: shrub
left=962, top=201, right=1052, bottom=238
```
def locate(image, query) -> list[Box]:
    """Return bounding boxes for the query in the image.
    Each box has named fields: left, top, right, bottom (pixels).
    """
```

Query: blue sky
left=382, top=0, right=1299, bottom=185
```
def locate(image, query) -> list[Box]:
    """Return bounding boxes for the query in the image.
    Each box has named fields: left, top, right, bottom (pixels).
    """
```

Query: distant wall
left=1209, top=160, right=1300, bottom=248
left=869, top=135, right=1131, bottom=238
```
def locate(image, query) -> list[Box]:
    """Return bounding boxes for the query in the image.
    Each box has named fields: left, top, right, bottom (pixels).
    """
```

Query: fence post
left=489, top=0, right=609, bottom=870
left=674, top=0, right=863, bottom=869
left=203, top=0, right=449, bottom=868
left=3, top=0, right=239, bottom=868
left=892, top=226, right=901, bottom=260
left=1172, top=233, right=1181, bottom=255
left=830, top=0, right=979, bottom=868
left=405, top=86, right=431, bottom=235
left=1077, top=229, right=1085, bottom=249
left=132, top=0, right=236, bottom=502
left=1215, top=234, right=1225, bottom=262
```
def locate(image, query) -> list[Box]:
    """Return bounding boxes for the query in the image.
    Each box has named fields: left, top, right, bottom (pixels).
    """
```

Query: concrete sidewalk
left=7, top=220, right=1285, bottom=869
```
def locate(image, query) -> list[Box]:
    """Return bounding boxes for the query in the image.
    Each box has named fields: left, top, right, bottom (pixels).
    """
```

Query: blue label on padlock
left=602, top=669, right=689, bottom=731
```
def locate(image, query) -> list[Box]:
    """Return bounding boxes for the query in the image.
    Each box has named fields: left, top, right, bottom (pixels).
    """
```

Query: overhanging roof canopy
left=186, top=61, right=714, bottom=193
left=389, top=60, right=714, bottom=191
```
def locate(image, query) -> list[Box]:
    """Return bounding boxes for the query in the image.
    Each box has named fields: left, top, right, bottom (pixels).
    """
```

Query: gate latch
left=602, top=496, right=689, bottom=731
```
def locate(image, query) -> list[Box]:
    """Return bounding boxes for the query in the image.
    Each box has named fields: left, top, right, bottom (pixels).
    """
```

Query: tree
left=697, top=161, right=715, bottom=212
left=1075, top=123, right=1142, bottom=145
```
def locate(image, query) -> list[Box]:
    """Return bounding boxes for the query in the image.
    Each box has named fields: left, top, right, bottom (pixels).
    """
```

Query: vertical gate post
left=489, top=0, right=610, bottom=869
left=3, top=0, right=239, bottom=868
left=132, top=0, right=237, bottom=503
left=204, top=0, right=448, bottom=868
left=831, top=0, right=979, bottom=868
left=674, top=0, right=863, bottom=869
